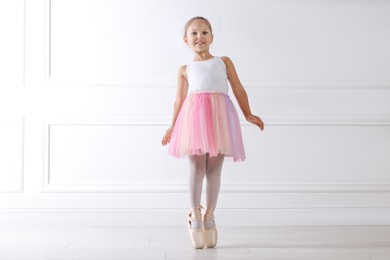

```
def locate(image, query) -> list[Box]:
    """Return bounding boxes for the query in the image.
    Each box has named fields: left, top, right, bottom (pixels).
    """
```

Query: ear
left=184, top=36, right=189, bottom=45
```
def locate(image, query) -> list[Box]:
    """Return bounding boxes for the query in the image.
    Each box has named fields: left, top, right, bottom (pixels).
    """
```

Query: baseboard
left=1, top=208, right=389, bottom=226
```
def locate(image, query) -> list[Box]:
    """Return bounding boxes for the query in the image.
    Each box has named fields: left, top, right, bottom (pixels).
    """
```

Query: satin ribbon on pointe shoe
left=187, top=205, right=205, bottom=249
left=203, top=207, right=217, bottom=248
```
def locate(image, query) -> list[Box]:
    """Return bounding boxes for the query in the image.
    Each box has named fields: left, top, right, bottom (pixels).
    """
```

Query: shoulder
left=220, top=56, right=234, bottom=68
left=220, top=56, right=240, bottom=81
left=178, top=65, right=188, bottom=78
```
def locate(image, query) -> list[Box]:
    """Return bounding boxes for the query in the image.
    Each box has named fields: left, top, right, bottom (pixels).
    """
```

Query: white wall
left=1, top=0, right=390, bottom=225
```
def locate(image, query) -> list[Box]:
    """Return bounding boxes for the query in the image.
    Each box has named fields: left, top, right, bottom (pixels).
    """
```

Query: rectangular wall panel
left=218, top=0, right=390, bottom=82
left=45, top=121, right=390, bottom=192
left=46, top=122, right=188, bottom=190
left=226, top=125, right=390, bottom=184
left=0, top=0, right=25, bottom=86
left=48, top=0, right=390, bottom=85
left=49, top=0, right=181, bottom=84
left=0, top=120, right=23, bottom=192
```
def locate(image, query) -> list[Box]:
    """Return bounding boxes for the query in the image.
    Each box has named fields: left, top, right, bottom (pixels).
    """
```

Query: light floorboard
left=0, top=226, right=389, bottom=259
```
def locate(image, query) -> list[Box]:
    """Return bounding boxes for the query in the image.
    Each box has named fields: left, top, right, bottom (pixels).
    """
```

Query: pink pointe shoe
left=203, top=207, right=217, bottom=248
left=187, top=206, right=205, bottom=249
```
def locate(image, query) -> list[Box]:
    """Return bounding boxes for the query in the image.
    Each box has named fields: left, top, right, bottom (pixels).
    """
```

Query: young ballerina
left=162, top=17, right=264, bottom=249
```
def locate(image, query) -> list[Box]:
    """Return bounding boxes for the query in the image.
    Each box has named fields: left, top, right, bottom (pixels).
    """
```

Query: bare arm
left=162, top=65, right=189, bottom=145
left=222, top=56, right=264, bottom=131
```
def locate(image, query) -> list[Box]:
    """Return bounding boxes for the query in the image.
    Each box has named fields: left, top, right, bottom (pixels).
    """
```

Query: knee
left=193, top=166, right=206, bottom=177
left=190, top=162, right=206, bottom=177
left=206, top=168, right=222, bottom=181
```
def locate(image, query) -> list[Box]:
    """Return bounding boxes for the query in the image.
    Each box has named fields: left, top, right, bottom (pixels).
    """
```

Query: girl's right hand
left=162, top=127, right=173, bottom=146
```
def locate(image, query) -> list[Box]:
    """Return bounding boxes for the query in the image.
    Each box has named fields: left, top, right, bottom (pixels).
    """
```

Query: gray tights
left=188, top=153, right=225, bottom=209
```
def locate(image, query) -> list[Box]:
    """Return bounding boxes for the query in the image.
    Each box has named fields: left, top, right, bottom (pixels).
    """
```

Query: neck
left=193, top=51, right=213, bottom=61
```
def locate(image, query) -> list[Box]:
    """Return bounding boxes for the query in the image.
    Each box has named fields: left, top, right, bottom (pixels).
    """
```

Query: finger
left=258, top=122, right=264, bottom=131
left=162, top=135, right=171, bottom=145
left=162, top=136, right=168, bottom=145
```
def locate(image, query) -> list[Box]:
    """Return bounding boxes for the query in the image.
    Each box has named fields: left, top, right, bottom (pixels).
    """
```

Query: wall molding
left=262, top=117, right=390, bottom=126
left=43, top=119, right=390, bottom=194
left=43, top=4, right=390, bottom=90
left=41, top=183, right=390, bottom=194
left=43, top=116, right=390, bottom=127
left=43, top=118, right=390, bottom=193
left=0, top=118, right=24, bottom=193
left=245, top=81, right=390, bottom=90
left=39, top=0, right=390, bottom=90
left=42, top=76, right=390, bottom=90
left=22, top=0, right=26, bottom=86
left=1, top=208, right=390, bottom=226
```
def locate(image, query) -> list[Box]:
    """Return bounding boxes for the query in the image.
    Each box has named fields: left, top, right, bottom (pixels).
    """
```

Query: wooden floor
left=0, top=225, right=389, bottom=259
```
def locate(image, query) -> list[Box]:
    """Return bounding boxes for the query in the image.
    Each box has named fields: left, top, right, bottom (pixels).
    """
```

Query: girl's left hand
left=246, top=114, right=264, bottom=131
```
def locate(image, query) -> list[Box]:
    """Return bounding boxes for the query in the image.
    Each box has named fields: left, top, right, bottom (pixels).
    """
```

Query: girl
left=162, top=17, right=264, bottom=249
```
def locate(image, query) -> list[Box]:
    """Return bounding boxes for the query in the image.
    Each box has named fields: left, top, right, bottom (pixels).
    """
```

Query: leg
left=205, top=153, right=225, bottom=209
left=188, top=154, right=207, bottom=249
left=203, top=153, right=224, bottom=248
left=188, top=154, right=207, bottom=208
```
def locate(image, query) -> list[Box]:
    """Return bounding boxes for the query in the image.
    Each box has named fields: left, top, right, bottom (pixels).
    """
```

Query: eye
left=191, top=32, right=197, bottom=36
left=202, top=31, right=209, bottom=35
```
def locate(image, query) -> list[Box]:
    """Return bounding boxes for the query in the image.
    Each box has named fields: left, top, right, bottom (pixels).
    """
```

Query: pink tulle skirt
left=168, top=92, right=246, bottom=162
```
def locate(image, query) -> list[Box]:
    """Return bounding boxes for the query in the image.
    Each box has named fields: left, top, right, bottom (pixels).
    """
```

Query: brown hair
left=183, top=16, right=213, bottom=39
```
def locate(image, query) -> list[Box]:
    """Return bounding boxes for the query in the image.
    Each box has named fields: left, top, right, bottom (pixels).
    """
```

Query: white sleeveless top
left=186, top=56, right=229, bottom=94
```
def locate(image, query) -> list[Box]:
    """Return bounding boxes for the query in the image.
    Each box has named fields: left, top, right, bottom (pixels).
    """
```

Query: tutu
left=168, top=92, right=246, bottom=162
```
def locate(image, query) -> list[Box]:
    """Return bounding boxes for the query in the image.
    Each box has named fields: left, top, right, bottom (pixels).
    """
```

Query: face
left=184, top=19, right=213, bottom=53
